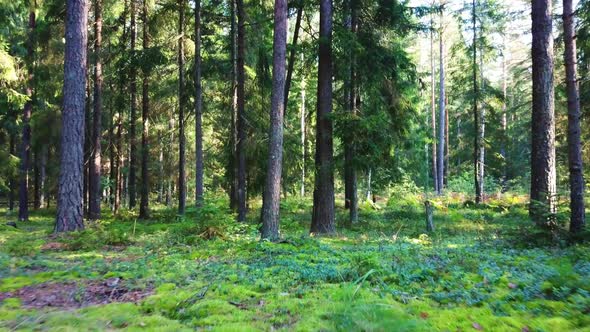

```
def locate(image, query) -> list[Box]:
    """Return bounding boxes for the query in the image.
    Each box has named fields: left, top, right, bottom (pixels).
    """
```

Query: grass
left=0, top=194, right=589, bottom=331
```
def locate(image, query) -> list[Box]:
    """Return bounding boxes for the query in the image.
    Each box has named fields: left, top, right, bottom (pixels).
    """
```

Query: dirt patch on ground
left=0, top=278, right=152, bottom=309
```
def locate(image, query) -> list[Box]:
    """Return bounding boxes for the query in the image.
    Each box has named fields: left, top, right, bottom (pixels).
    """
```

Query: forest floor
left=1, top=194, right=590, bottom=331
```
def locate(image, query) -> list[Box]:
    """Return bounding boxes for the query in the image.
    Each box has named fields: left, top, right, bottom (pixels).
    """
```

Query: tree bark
left=530, top=0, right=557, bottom=224
left=300, top=53, right=306, bottom=197
left=345, top=0, right=358, bottom=223
left=229, top=0, right=238, bottom=211
left=89, top=0, right=103, bottom=220
left=194, top=0, right=204, bottom=207
left=55, top=0, right=88, bottom=232
left=128, top=0, right=138, bottom=209
left=310, top=0, right=335, bottom=235
left=178, top=0, right=187, bottom=215
left=139, top=0, right=150, bottom=218
left=563, top=0, right=585, bottom=233
left=477, top=39, right=485, bottom=202
left=430, top=6, right=438, bottom=194
left=437, top=3, right=445, bottom=195
left=19, top=3, right=36, bottom=221
left=283, top=2, right=303, bottom=110
left=501, top=41, right=508, bottom=191
left=236, top=0, right=247, bottom=222
left=9, top=133, right=16, bottom=211
left=261, top=0, right=288, bottom=240
left=472, top=0, right=482, bottom=204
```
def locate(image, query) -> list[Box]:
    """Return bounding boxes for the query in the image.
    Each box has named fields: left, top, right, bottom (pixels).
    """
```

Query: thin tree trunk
left=310, top=0, right=335, bottom=235
left=346, top=0, right=358, bottom=223
left=89, top=0, right=103, bottom=220
left=261, top=0, right=288, bottom=240
left=34, top=152, right=40, bottom=209
left=300, top=53, right=306, bottom=198
left=129, top=0, right=138, bottom=209
left=563, top=0, right=585, bottom=233
left=236, top=0, right=247, bottom=222
left=283, top=2, right=303, bottom=110
left=530, top=0, right=557, bottom=224
left=19, top=3, right=36, bottom=221
left=437, top=3, right=445, bottom=195
left=178, top=0, right=187, bottom=215
left=39, top=145, right=47, bottom=208
left=139, top=0, right=150, bottom=218
left=472, top=0, right=482, bottom=204
left=194, top=0, right=204, bottom=207
left=366, top=168, right=372, bottom=201
left=55, top=0, right=88, bottom=232
left=477, top=42, right=485, bottom=201
left=229, top=0, right=238, bottom=211
left=430, top=5, right=438, bottom=194
left=501, top=41, right=508, bottom=191
left=445, top=95, right=449, bottom=186
left=9, top=133, right=16, bottom=210
left=158, top=130, right=164, bottom=203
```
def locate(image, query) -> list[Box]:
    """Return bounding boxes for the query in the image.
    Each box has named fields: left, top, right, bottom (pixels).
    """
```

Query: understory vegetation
left=2, top=194, right=589, bottom=331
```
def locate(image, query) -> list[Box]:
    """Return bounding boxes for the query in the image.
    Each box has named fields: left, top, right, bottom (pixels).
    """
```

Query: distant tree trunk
left=345, top=0, right=358, bottom=224
left=366, top=168, right=372, bottom=201
left=229, top=0, right=238, bottom=211
left=34, top=152, right=40, bottom=209
left=300, top=53, right=306, bottom=197
left=472, top=0, right=482, bottom=204
left=139, top=0, right=150, bottom=219
left=128, top=0, right=138, bottom=209
left=437, top=4, right=445, bottom=195
left=178, top=0, right=187, bottom=215
left=283, top=2, right=303, bottom=110
left=89, top=0, right=103, bottom=220
left=261, top=0, right=288, bottom=240
left=39, top=145, right=47, bottom=208
left=563, top=0, right=585, bottom=233
left=109, top=103, right=116, bottom=209
left=157, top=130, right=164, bottom=203
left=9, top=133, right=16, bottom=210
left=501, top=42, right=508, bottom=191
left=83, top=65, right=91, bottom=216
left=194, top=0, right=204, bottom=207
left=430, top=8, right=438, bottom=194
left=55, top=0, right=88, bottom=232
left=236, top=0, right=247, bottom=222
left=19, top=3, right=35, bottom=221
left=477, top=41, right=485, bottom=202
left=310, top=0, right=335, bottom=235
left=530, top=0, right=557, bottom=224
left=445, top=95, right=449, bottom=186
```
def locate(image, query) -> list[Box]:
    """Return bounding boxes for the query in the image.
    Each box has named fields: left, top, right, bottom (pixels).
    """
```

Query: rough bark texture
left=530, top=0, right=557, bottom=224
left=88, top=0, right=103, bottom=220
left=563, top=0, right=586, bottom=233
left=310, top=0, right=335, bottom=235
left=139, top=0, right=150, bottom=219
left=236, top=0, right=247, bottom=222
left=261, top=0, right=288, bottom=241
left=128, top=0, right=138, bottom=209
left=55, top=0, right=88, bottom=233
left=194, top=0, right=204, bottom=207
left=19, top=5, right=36, bottom=221
left=178, top=0, right=187, bottom=215
left=437, top=7, right=445, bottom=196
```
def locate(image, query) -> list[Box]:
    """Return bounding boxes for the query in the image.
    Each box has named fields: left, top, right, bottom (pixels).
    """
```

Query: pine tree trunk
left=194, top=0, right=204, bottom=207
left=345, top=0, right=358, bottom=224
left=283, top=2, right=303, bottom=110
left=300, top=53, right=306, bottom=198
left=261, top=0, right=288, bottom=240
left=437, top=4, right=445, bottom=195
left=477, top=44, right=485, bottom=202
left=472, top=0, right=482, bottom=204
left=19, top=5, right=35, bottom=221
left=310, top=0, right=335, bottom=235
left=89, top=0, right=103, bottom=220
left=501, top=42, right=508, bottom=191
left=430, top=8, right=438, bottom=194
left=530, top=0, right=557, bottom=224
left=9, top=133, right=16, bottom=211
left=39, top=145, right=47, bottom=208
left=34, top=152, right=40, bottom=209
left=178, top=0, right=187, bottom=215
left=229, top=0, right=239, bottom=211
left=236, top=0, right=247, bottom=222
left=55, top=0, right=88, bottom=232
left=139, top=0, right=150, bottom=218
left=563, top=0, right=585, bottom=233
left=157, top=130, right=164, bottom=203
left=128, top=0, right=138, bottom=209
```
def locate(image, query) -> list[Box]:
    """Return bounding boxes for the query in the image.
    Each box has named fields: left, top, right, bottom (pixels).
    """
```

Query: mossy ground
left=1, top=194, right=589, bottom=331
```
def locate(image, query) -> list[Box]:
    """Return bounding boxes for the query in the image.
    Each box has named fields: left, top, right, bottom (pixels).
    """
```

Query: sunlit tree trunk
left=563, top=0, right=585, bottom=232
left=128, top=0, right=138, bottom=209
left=194, top=0, right=204, bottom=207
left=229, top=0, right=239, bottom=211
left=437, top=2, right=445, bottom=195
left=430, top=3, right=438, bottom=194
left=89, top=0, right=103, bottom=220
left=178, top=0, right=187, bottom=215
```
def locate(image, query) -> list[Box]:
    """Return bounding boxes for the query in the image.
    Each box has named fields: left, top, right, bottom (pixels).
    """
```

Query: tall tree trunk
left=310, top=0, right=335, bottom=235
left=300, top=53, right=306, bottom=198
left=261, top=0, right=288, bottom=240
left=129, top=0, right=138, bottom=209
left=55, top=0, right=88, bottom=232
left=437, top=3, right=445, bottom=195
left=501, top=41, right=508, bottom=191
left=472, top=0, right=482, bottom=204
left=283, top=2, right=303, bottom=109
left=89, top=0, right=103, bottom=220
left=194, top=0, right=204, bottom=207
left=19, top=3, right=36, bottom=221
left=178, top=0, right=187, bottom=215
left=445, top=95, right=449, bottom=186
left=563, top=0, right=585, bottom=233
left=236, top=0, right=247, bottom=222
left=345, top=0, right=358, bottom=223
left=430, top=5, right=438, bottom=194
left=109, top=86, right=116, bottom=209
left=530, top=0, right=557, bottom=224
left=229, top=0, right=238, bottom=211
left=477, top=41, right=485, bottom=202
left=139, top=0, right=150, bottom=218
